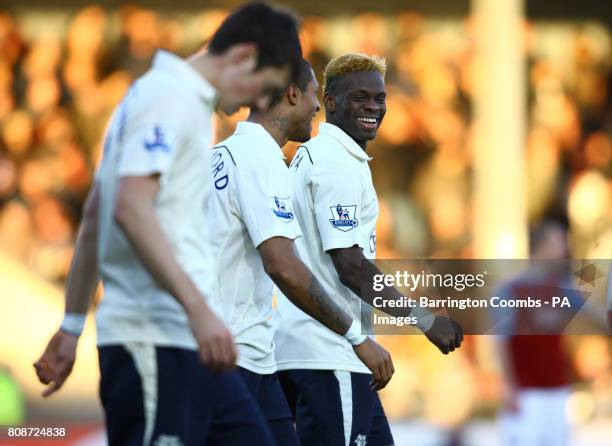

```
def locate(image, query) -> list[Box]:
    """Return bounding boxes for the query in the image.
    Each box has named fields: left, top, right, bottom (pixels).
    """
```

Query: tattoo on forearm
left=307, top=275, right=352, bottom=334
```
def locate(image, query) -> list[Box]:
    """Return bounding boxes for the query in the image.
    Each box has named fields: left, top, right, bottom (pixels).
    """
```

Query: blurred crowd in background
left=0, top=3, right=610, bottom=435
left=1, top=6, right=611, bottom=285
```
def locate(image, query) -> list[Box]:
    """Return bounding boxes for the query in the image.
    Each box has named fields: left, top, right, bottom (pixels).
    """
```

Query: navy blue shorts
left=98, top=344, right=276, bottom=446
left=238, top=367, right=300, bottom=446
left=279, top=370, right=394, bottom=446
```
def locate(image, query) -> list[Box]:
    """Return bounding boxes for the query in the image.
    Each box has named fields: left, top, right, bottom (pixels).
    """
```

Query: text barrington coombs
left=372, top=271, right=487, bottom=292
left=371, top=296, right=553, bottom=310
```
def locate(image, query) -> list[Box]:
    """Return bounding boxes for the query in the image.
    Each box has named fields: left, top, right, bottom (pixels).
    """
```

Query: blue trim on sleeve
left=213, top=145, right=237, bottom=166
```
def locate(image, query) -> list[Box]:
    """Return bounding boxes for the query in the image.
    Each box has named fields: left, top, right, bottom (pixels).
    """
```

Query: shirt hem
left=236, top=358, right=277, bottom=375
left=96, top=332, right=197, bottom=350
left=275, top=359, right=369, bottom=374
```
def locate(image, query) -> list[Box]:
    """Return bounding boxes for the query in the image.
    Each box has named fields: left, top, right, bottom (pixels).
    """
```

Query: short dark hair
left=294, top=58, right=314, bottom=92
left=259, top=58, right=313, bottom=109
left=208, top=2, right=302, bottom=75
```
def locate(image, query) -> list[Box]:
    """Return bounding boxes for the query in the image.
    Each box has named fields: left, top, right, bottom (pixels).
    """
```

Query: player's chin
left=366, top=129, right=379, bottom=139
left=219, top=104, right=239, bottom=115
left=358, top=128, right=378, bottom=141
left=293, top=136, right=310, bottom=143
left=292, top=129, right=312, bottom=143
left=352, top=123, right=378, bottom=140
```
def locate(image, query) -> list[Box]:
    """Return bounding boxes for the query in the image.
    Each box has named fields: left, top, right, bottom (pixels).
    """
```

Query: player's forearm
left=65, top=185, right=100, bottom=314
left=65, top=219, right=99, bottom=314
left=332, top=250, right=412, bottom=318
left=114, top=198, right=206, bottom=313
left=342, top=258, right=404, bottom=302
left=266, top=256, right=352, bottom=335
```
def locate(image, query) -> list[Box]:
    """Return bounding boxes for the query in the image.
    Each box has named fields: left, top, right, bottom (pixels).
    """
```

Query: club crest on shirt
left=153, top=434, right=183, bottom=446
left=144, top=125, right=170, bottom=153
left=270, top=196, right=294, bottom=222
left=354, top=434, right=367, bottom=446
left=329, top=204, right=359, bottom=231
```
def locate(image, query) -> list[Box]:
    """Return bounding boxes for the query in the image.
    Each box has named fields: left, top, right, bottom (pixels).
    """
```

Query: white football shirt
left=275, top=122, right=379, bottom=373
left=95, top=50, right=218, bottom=349
left=206, top=121, right=301, bottom=374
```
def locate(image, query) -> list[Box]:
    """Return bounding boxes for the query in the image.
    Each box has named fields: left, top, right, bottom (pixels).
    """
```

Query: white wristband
left=60, top=313, right=86, bottom=337
left=344, top=320, right=367, bottom=346
left=413, top=306, right=436, bottom=332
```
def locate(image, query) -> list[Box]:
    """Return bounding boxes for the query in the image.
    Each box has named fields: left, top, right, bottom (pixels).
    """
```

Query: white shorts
left=500, top=387, right=570, bottom=446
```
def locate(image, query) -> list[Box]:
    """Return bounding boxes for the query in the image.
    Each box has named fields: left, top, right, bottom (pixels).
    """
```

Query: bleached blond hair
left=323, top=53, right=386, bottom=93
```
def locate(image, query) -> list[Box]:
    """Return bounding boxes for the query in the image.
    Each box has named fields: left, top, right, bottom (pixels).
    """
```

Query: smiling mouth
left=356, top=116, right=378, bottom=130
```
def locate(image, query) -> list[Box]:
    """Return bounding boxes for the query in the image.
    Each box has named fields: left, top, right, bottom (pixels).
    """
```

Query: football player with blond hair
left=275, top=53, right=463, bottom=446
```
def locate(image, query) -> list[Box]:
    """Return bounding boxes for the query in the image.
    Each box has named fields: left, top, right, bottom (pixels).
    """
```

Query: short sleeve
left=311, top=165, right=364, bottom=252
left=116, top=90, right=184, bottom=179
left=236, top=158, right=302, bottom=248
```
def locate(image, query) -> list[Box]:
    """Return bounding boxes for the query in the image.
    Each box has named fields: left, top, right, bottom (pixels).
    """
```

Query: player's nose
left=364, top=97, right=381, bottom=112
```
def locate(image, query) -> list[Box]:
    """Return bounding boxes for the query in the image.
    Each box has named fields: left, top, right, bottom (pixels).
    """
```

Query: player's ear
left=323, top=92, right=335, bottom=113
left=224, top=43, right=258, bottom=72
left=287, top=84, right=299, bottom=106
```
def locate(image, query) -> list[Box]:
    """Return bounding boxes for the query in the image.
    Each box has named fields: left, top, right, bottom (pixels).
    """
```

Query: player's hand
left=33, top=330, right=78, bottom=397
left=186, top=298, right=237, bottom=371
left=423, top=316, right=464, bottom=355
left=352, top=338, right=394, bottom=391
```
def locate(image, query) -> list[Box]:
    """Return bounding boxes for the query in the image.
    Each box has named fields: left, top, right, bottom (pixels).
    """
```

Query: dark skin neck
left=325, top=110, right=368, bottom=151
left=247, top=111, right=289, bottom=147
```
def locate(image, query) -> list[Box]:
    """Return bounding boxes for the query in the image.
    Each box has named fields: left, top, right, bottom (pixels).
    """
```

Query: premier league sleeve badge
left=329, top=204, right=359, bottom=231
left=270, top=196, right=295, bottom=222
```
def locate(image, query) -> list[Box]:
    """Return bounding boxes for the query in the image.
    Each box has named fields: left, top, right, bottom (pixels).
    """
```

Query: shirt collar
left=152, top=50, right=218, bottom=107
left=318, top=122, right=372, bottom=161
left=234, top=121, right=286, bottom=160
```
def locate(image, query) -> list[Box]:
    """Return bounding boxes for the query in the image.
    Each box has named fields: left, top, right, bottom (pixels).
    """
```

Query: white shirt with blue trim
left=275, top=122, right=379, bottom=373
left=96, top=50, right=218, bottom=349
left=206, top=121, right=302, bottom=374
